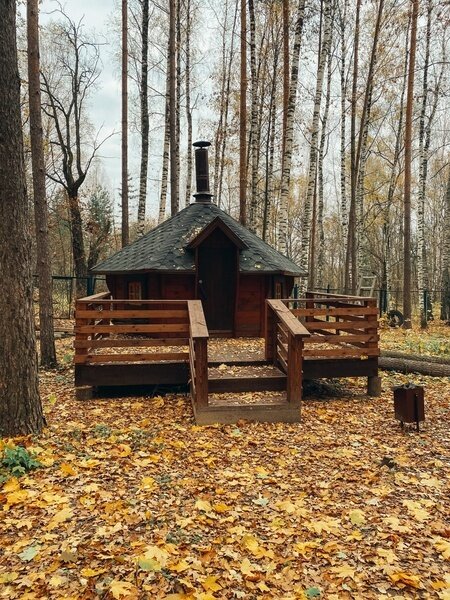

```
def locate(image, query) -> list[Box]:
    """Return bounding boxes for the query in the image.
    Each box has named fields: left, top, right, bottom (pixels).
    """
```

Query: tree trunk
left=403, top=0, right=419, bottom=329
left=278, top=0, right=306, bottom=255
left=121, top=0, right=129, bottom=246
left=345, top=0, right=361, bottom=293
left=317, top=39, right=333, bottom=289
left=248, top=0, right=258, bottom=232
left=0, top=0, right=44, bottom=436
left=239, top=0, right=247, bottom=225
left=68, top=192, right=87, bottom=295
left=379, top=357, right=450, bottom=377
left=300, top=0, right=332, bottom=290
left=137, top=0, right=149, bottom=238
left=175, top=0, right=182, bottom=208
left=185, top=0, right=193, bottom=207
left=169, top=0, right=179, bottom=215
left=339, top=0, right=348, bottom=287
left=27, top=0, right=57, bottom=368
left=282, top=0, right=289, bottom=162
left=440, top=172, right=450, bottom=320
left=159, top=49, right=170, bottom=224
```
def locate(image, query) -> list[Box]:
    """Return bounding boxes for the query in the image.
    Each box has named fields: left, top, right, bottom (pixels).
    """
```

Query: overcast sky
left=39, top=0, right=122, bottom=196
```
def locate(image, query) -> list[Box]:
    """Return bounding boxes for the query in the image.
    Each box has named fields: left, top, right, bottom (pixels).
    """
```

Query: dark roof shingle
left=92, top=202, right=305, bottom=276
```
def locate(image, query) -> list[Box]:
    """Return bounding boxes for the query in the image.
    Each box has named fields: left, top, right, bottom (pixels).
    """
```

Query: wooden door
left=197, top=230, right=236, bottom=332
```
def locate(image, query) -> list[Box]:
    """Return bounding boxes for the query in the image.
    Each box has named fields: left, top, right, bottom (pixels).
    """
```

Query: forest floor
left=1, top=324, right=449, bottom=600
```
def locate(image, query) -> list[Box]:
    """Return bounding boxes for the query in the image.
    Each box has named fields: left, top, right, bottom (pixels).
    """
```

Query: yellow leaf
left=49, top=575, right=66, bottom=588
left=171, top=560, right=190, bottom=573
left=434, top=538, right=450, bottom=560
left=240, top=557, right=255, bottom=576
left=383, top=516, right=412, bottom=533
left=329, top=565, right=355, bottom=580
left=2, top=478, right=20, bottom=493
left=0, top=572, right=19, bottom=583
left=275, top=500, right=296, bottom=514
left=402, top=500, right=430, bottom=521
left=109, top=580, right=136, bottom=599
left=212, top=503, right=231, bottom=513
left=201, top=576, right=222, bottom=592
left=294, top=541, right=319, bottom=558
left=195, top=499, right=212, bottom=513
left=5, top=489, right=28, bottom=506
left=389, top=572, right=421, bottom=588
left=349, top=509, right=365, bottom=525
left=141, top=476, right=156, bottom=490
left=137, top=556, right=162, bottom=572
left=80, top=567, right=107, bottom=577
left=60, top=463, right=77, bottom=477
left=377, top=548, right=398, bottom=564
left=47, top=507, right=73, bottom=531
left=142, top=545, right=170, bottom=567
left=308, top=518, right=340, bottom=534
left=257, top=582, right=270, bottom=592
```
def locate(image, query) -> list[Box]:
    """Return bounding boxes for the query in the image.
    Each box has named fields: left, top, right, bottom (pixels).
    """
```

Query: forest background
left=15, top=0, right=450, bottom=318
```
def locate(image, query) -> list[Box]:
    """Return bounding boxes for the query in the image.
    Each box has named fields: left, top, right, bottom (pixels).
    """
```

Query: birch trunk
left=345, top=0, right=361, bottom=293
left=27, top=0, right=57, bottom=367
left=169, top=0, right=179, bottom=215
left=339, top=0, right=348, bottom=282
left=317, top=41, right=333, bottom=289
left=278, top=0, right=306, bottom=255
left=403, top=0, right=419, bottom=329
left=137, top=0, right=149, bottom=238
left=440, top=172, right=450, bottom=321
left=417, top=0, right=432, bottom=327
left=159, top=50, right=170, bottom=224
left=239, top=0, right=247, bottom=224
left=248, top=0, right=258, bottom=232
left=175, top=0, right=181, bottom=209
left=300, top=0, right=332, bottom=290
left=121, top=0, right=129, bottom=246
left=185, top=0, right=192, bottom=207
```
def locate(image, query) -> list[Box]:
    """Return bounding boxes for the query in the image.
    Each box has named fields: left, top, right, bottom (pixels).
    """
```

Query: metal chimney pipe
left=193, top=140, right=213, bottom=202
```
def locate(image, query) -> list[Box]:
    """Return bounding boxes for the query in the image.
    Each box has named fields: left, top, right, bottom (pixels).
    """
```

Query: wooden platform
left=74, top=292, right=381, bottom=424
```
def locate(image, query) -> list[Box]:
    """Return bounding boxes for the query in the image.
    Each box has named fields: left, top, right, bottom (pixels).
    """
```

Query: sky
left=39, top=0, right=123, bottom=199
left=35, top=0, right=215, bottom=221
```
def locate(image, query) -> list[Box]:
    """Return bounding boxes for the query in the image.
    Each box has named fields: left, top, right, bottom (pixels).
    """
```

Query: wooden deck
left=74, top=291, right=380, bottom=424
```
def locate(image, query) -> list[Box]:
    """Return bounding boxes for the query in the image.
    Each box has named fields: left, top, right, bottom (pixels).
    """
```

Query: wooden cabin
left=92, top=146, right=305, bottom=337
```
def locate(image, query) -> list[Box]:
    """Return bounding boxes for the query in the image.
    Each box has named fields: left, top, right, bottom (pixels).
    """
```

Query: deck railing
left=74, top=295, right=191, bottom=365
left=187, top=300, right=209, bottom=409
left=282, top=291, right=379, bottom=360
left=265, top=299, right=310, bottom=407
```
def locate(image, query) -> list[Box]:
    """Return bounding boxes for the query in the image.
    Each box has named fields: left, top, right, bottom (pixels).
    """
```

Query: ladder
left=357, top=275, right=377, bottom=298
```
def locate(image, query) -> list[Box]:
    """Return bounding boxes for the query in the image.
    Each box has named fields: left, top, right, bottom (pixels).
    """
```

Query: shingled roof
left=92, top=202, right=305, bottom=277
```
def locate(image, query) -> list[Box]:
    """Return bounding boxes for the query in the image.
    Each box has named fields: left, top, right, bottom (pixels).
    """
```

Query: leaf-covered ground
left=1, top=334, right=450, bottom=600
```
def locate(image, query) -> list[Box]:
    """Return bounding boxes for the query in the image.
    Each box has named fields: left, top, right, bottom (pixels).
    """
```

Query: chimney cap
left=193, top=140, right=211, bottom=149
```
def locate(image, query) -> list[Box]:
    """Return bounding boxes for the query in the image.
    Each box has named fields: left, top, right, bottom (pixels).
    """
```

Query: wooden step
left=207, top=364, right=287, bottom=393
left=193, top=391, right=300, bottom=425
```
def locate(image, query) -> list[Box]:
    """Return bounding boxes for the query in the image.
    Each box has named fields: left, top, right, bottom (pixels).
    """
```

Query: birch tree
left=137, top=0, right=149, bottom=238
left=122, top=0, right=129, bottom=246
left=300, top=0, right=332, bottom=290
left=278, top=0, right=306, bottom=255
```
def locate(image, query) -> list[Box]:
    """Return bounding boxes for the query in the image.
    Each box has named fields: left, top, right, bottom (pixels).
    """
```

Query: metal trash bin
left=393, top=384, right=425, bottom=432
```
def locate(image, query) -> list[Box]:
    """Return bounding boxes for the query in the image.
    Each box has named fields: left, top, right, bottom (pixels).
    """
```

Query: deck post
left=264, top=301, right=276, bottom=364
left=194, top=337, right=208, bottom=408
left=286, top=333, right=303, bottom=409
left=366, top=298, right=381, bottom=397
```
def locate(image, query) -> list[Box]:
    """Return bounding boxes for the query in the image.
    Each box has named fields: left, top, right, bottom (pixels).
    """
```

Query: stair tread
left=207, top=390, right=288, bottom=407
left=208, top=364, right=286, bottom=380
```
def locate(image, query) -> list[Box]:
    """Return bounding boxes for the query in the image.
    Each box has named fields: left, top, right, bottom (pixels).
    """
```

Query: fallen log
left=381, top=350, right=450, bottom=366
left=379, top=356, right=450, bottom=377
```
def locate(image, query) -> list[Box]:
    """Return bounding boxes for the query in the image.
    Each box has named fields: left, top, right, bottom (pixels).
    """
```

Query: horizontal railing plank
left=304, top=321, right=377, bottom=331
left=75, top=352, right=190, bottom=364
left=75, top=324, right=190, bottom=334
left=304, top=334, right=379, bottom=344
left=75, top=309, right=189, bottom=319
left=74, top=338, right=189, bottom=349
left=291, top=306, right=378, bottom=317
left=302, top=347, right=380, bottom=358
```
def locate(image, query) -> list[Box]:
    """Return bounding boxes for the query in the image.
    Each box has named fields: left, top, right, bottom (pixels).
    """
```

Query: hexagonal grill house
left=91, top=143, right=306, bottom=336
